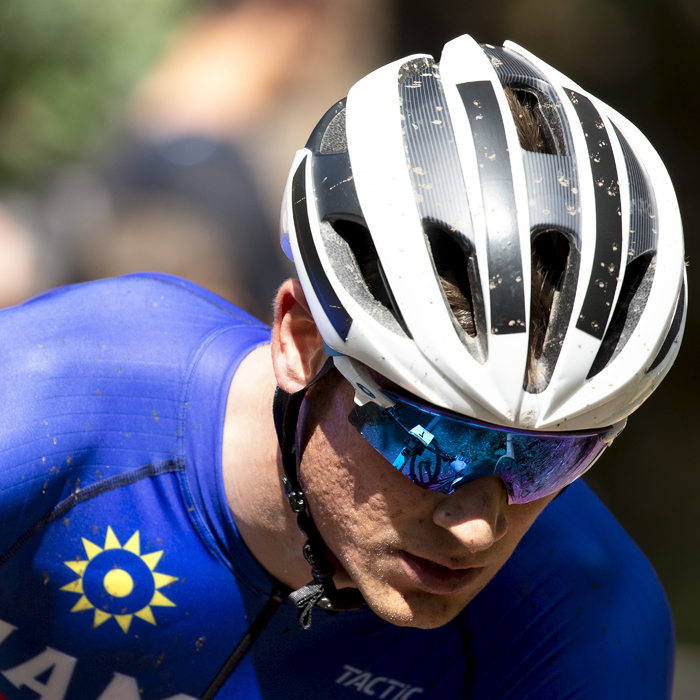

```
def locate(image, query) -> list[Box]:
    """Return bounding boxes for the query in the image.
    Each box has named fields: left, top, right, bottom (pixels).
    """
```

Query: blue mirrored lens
left=348, top=392, right=607, bottom=504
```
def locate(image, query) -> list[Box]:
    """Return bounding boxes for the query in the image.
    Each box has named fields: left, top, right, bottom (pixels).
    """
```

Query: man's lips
left=399, top=551, right=485, bottom=596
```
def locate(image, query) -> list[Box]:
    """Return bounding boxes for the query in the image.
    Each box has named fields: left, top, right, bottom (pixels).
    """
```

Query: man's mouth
left=398, top=551, right=485, bottom=596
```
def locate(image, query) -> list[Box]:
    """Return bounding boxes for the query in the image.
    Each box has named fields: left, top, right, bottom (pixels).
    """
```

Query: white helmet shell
left=280, top=35, right=686, bottom=431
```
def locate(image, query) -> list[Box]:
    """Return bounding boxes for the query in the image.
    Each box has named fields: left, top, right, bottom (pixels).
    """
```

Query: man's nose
left=431, top=476, right=508, bottom=552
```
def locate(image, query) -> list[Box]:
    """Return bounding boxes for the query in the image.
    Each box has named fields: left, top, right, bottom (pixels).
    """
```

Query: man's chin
left=359, top=584, right=479, bottom=630
left=335, top=557, right=488, bottom=629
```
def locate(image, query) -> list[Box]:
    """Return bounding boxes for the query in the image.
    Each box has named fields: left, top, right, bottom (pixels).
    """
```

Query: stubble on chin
left=337, top=545, right=487, bottom=630
left=360, top=579, right=486, bottom=630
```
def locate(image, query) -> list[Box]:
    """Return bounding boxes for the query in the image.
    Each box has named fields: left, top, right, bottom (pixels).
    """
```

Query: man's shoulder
left=499, top=480, right=672, bottom=637
left=517, top=479, right=665, bottom=591
left=0, top=274, right=272, bottom=562
left=3, top=272, right=266, bottom=334
left=0, top=272, right=270, bottom=387
left=457, top=480, right=673, bottom=698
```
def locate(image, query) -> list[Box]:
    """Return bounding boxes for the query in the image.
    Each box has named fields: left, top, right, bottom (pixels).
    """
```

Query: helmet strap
left=272, top=358, right=365, bottom=629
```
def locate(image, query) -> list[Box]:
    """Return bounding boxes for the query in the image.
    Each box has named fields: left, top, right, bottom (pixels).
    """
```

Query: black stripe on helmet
left=398, top=60, right=487, bottom=358
left=307, top=98, right=366, bottom=227
left=292, top=156, right=353, bottom=341
left=522, top=151, right=581, bottom=245
left=586, top=122, right=660, bottom=378
left=567, top=90, right=624, bottom=340
left=400, top=60, right=476, bottom=249
left=313, top=147, right=365, bottom=227
left=457, top=80, right=526, bottom=335
left=611, top=122, right=658, bottom=262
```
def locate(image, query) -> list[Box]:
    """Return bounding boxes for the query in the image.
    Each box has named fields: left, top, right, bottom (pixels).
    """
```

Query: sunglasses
left=348, top=389, right=621, bottom=504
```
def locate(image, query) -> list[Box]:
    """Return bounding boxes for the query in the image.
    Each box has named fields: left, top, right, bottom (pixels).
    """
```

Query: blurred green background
left=0, top=0, right=192, bottom=187
left=0, top=0, right=697, bottom=649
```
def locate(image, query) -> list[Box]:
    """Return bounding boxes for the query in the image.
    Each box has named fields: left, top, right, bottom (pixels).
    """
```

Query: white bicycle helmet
left=280, top=34, right=686, bottom=432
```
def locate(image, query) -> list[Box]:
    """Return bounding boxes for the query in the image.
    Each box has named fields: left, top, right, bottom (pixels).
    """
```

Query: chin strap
left=273, top=359, right=365, bottom=629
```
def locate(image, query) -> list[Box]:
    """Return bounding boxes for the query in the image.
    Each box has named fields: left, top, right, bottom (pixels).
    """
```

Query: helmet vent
left=305, top=99, right=347, bottom=155
left=587, top=252, right=655, bottom=379
left=320, top=219, right=412, bottom=338
left=319, top=108, right=347, bottom=155
left=398, top=56, right=435, bottom=85
left=424, top=224, right=487, bottom=363
left=526, top=230, right=578, bottom=393
left=482, top=45, right=572, bottom=156
left=505, top=87, right=562, bottom=156
left=647, top=275, right=685, bottom=373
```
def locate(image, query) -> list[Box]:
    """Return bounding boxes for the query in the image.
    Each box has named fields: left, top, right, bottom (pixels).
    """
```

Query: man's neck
left=221, top=344, right=310, bottom=589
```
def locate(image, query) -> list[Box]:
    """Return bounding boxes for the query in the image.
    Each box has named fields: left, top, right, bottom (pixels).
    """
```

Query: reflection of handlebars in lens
left=439, top=435, right=519, bottom=494
left=446, top=458, right=469, bottom=492
left=385, top=407, right=455, bottom=463
left=392, top=438, right=424, bottom=469
left=494, top=456, right=517, bottom=474
left=494, top=435, right=516, bottom=474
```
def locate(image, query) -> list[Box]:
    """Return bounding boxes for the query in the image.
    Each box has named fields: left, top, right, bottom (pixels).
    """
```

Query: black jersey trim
left=457, top=81, right=526, bottom=335
left=0, top=459, right=186, bottom=568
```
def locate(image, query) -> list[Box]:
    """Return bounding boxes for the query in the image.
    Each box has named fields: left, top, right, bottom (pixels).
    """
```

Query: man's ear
left=271, top=279, right=327, bottom=393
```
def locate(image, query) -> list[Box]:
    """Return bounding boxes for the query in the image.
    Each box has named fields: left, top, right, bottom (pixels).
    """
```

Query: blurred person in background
left=43, top=0, right=393, bottom=323
left=0, top=204, right=42, bottom=308
left=0, top=0, right=191, bottom=309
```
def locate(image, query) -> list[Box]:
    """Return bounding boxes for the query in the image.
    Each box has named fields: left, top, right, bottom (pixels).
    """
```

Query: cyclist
left=0, top=35, right=686, bottom=699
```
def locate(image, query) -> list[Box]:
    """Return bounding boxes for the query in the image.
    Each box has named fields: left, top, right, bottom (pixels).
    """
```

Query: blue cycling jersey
left=0, top=274, right=674, bottom=700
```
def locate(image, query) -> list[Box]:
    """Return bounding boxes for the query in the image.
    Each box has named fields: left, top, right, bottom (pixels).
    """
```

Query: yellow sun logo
left=60, top=526, right=178, bottom=633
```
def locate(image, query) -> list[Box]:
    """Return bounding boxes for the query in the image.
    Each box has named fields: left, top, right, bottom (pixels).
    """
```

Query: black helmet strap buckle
left=273, top=358, right=365, bottom=629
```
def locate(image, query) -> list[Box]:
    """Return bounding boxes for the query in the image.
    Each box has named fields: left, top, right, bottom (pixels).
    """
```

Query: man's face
left=299, top=376, right=557, bottom=630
